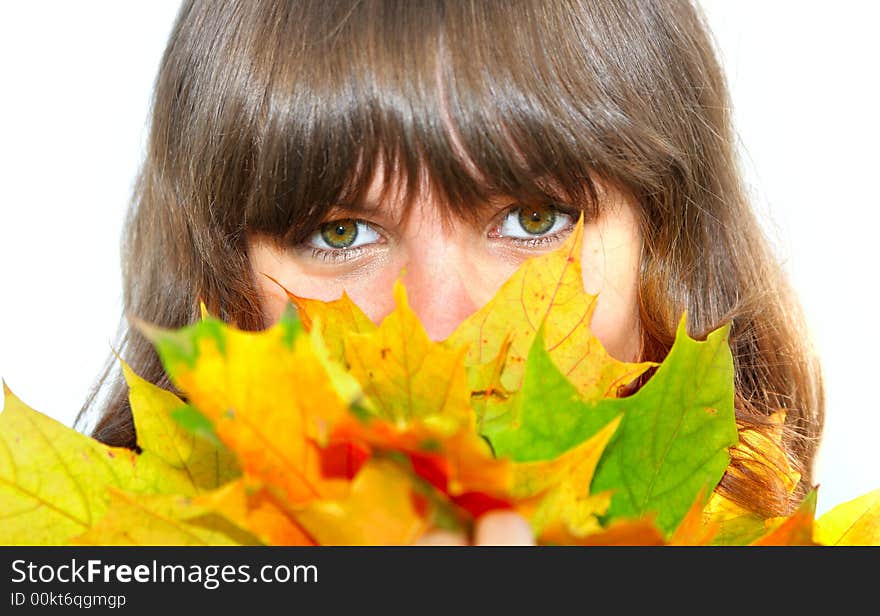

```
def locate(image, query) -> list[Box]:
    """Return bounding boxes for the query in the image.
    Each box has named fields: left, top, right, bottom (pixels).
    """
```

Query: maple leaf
left=330, top=416, right=513, bottom=519
left=483, top=316, right=737, bottom=536
left=193, top=478, right=317, bottom=546
left=74, top=489, right=258, bottom=546
left=292, top=460, right=429, bottom=546
left=814, top=487, right=880, bottom=545
left=0, top=363, right=236, bottom=545
left=668, top=488, right=719, bottom=546
left=700, top=506, right=768, bottom=546
left=122, top=360, right=239, bottom=494
left=445, top=214, right=654, bottom=400
left=139, top=309, right=352, bottom=506
left=750, top=490, right=818, bottom=546
left=0, top=385, right=142, bottom=545
left=344, top=280, right=474, bottom=434
left=481, top=326, right=620, bottom=460
left=266, top=273, right=376, bottom=366
left=591, top=316, right=739, bottom=535
left=511, top=417, right=620, bottom=543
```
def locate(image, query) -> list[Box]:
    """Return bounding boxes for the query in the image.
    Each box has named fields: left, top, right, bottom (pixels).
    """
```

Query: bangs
left=204, top=1, right=623, bottom=245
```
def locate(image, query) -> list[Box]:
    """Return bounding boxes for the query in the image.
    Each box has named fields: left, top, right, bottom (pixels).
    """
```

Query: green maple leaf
left=591, top=317, right=738, bottom=534
left=481, top=325, right=618, bottom=460
left=483, top=316, right=738, bottom=535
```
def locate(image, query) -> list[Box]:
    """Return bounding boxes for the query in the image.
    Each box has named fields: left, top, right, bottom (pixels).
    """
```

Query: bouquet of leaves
left=2, top=219, right=877, bottom=546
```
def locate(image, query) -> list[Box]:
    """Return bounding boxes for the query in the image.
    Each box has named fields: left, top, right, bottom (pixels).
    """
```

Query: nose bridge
left=400, top=229, right=480, bottom=342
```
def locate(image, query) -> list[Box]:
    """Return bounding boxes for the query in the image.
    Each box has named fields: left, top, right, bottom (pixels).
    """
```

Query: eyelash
left=303, top=204, right=579, bottom=264
left=308, top=244, right=368, bottom=264
left=506, top=233, right=566, bottom=248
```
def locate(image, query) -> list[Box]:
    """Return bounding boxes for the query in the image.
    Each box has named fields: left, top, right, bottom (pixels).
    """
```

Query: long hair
left=79, top=0, right=824, bottom=517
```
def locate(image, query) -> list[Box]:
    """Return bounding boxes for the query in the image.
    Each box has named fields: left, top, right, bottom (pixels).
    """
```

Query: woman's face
left=248, top=169, right=643, bottom=362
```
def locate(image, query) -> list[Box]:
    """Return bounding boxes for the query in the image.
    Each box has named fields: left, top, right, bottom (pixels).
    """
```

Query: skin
left=247, top=165, right=643, bottom=544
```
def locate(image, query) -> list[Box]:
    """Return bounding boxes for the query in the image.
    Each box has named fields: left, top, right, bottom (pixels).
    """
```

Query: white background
left=1, top=1, right=878, bottom=516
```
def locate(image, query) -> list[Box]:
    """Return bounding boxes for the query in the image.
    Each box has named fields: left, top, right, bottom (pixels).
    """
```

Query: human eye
left=304, top=218, right=384, bottom=263
left=489, top=203, right=576, bottom=248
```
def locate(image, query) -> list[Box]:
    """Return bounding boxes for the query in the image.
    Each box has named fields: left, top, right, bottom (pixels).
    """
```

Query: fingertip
left=415, top=529, right=469, bottom=546
left=473, top=511, right=535, bottom=546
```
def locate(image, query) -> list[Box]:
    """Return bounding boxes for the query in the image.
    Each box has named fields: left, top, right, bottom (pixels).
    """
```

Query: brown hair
left=80, top=0, right=823, bottom=518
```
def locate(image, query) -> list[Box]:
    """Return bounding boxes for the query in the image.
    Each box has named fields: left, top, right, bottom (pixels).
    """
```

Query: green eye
left=496, top=203, right=572, bottom=242
left=320, top=219, right=358, bottom=248
left=518, top=205, right=556, bottom=235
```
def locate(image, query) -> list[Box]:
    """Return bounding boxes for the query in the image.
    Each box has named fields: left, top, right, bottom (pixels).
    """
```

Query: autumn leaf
left=266, top=273, right=376, bottom=366
left=482, top=326, right=620, bottom=461
left=193, top=479, right=316, bottom=546
left=330, top=416, right=513, bottom=513
left=750, top=490, right=818, bottom=546
left=445, top=214, right=653, bottom=400
left=140, top=308, right=352, bottom=506
left=344, top=280, right=474, bottom=434
left=74, top=489, right=258, bottom=546
left=122, top=360, right=239, bottom=494
left=0, top=370, right=235, bottom=545
left=293, top=460, right=428, bottom=546
left=0, top=385, right=144, bottom=545
left=479, top=314, right=737, bottom=537
left=668, top=488, right=719, bottom=546
left=702, top=507, right=768, bottom=547
left=511, top=417, right=620, bottom=543
left=590, top=316, right=739, bottom=535
left=814, top=488, right=880, bottom=545
left=0, top=346, right=253, bottom=545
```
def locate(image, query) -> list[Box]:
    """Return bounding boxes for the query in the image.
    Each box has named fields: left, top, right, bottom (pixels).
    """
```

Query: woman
left=80, top=0, right=824, bottom=543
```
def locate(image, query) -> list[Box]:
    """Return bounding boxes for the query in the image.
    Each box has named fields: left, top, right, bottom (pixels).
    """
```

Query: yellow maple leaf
left=74, top=489, right=256, bottom=546
left=345, top=280, right=474, bottom=434
left=121, top=360, right=239, bottom=495
left=265, top=273, right=376, bottom=366
left=0, top=342, right=258, bottom=545
left=814, top=488, right=880, bottom=546
left=139, top=312, right=352, bottom=507
left=0, top=385, right=143, bottom=544
left=194, top=478, right=316, bottom=546
left=292, top=460, right=428, bottom=546
left=444, top=214, right=653, bottom=400
left=510, top=417, right=620, bottom=542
